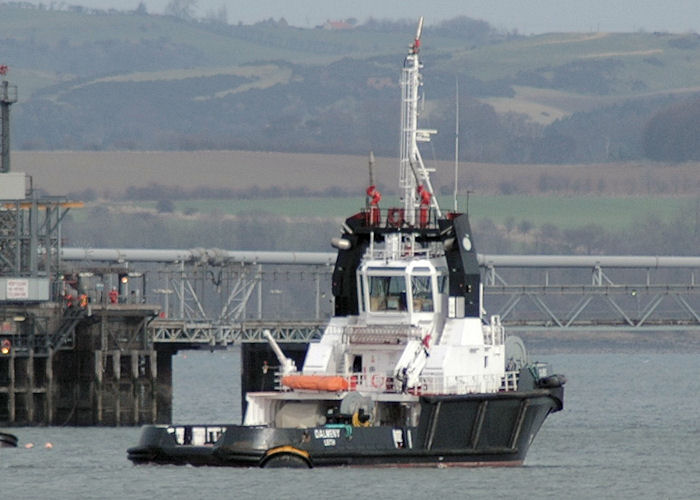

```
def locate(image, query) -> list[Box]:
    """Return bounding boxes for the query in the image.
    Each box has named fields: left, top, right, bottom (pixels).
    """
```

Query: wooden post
left=95, top=349, right=103, bottom=424
left=151, top=350, right=158, bottom=423
left=46, top=351, right=54, bottom=425
left=113, top=350, right=120, bottom=425
left=7, top=352, right=14, bottom=423
left=131, top=351, right=139, bottom=425
left=26, top=351, right=34, bottom=422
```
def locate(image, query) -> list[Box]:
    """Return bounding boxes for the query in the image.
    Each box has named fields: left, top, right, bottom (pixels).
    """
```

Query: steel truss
left=1, top=197, right=69, bottom=282
left=150, top=319, right=324, bottom=346
left=148, top=262, right=332, bottom=347
left=482, top=255, right=700, bottom=331
left=150, top=262, right=332, bottom=324
left=61, top=249, right=700, bottom=346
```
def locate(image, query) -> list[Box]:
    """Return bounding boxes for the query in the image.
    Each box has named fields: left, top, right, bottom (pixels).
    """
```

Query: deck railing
left=167, top=425, right=226, bottom=446
left=277, top=370, right=520, bottom=395
left=360, top=207, right=440, bottom=230
left=483, top=315, right=505, bottom=345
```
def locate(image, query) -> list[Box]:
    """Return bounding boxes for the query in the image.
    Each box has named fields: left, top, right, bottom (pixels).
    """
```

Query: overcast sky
left=52, top=0, right=700, bottom=34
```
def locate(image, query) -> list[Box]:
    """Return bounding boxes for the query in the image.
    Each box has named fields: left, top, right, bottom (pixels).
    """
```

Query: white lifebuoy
left=387, top=208, right=404, bottom=227
left=371, top=374, right=385, bottom=389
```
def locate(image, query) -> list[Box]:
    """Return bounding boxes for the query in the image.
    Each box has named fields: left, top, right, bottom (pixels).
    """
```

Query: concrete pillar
left=156, top=350, right=172, bottom=424
left=7, top=353, right=14, bottom=423
left=150, top=350, right=158, bottom=423
left=113, top=350, right=120, bottom=425
left=46, top=352, right=54, bottom=425
left=95, top=350, right=103, bottom=423
left=131, top=351, right=139, bottom=425
left=26, top=351, right=34, bottom=422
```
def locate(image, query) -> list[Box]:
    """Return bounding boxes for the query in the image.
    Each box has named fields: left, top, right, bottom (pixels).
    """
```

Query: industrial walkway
left=61, top=248, right=700, bottom=346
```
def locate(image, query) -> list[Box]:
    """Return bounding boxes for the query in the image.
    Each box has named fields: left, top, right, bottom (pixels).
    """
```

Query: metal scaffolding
left=0, top=197, right=72, bottom=282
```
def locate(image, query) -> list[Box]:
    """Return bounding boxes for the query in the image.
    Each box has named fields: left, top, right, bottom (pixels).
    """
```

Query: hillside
left=3, top=4, right=700, bottom=162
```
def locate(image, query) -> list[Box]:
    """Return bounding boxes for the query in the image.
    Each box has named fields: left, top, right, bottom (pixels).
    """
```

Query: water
left=2, top=350, right=700, bottom=499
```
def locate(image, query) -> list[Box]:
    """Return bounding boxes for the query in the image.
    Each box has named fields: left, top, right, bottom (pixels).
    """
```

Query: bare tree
left=164, top=0, right=198, bottom=20
left=204, top=4, right=228, bottom=24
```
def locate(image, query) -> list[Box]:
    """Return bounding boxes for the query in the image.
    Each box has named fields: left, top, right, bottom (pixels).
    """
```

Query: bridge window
left=358, top=275, right=366, bottom=313
left=411, top=276, right=433, bottom=312
left=369, top=275, right=407, bottom=312
left=438, top=271, right=447, bottom=293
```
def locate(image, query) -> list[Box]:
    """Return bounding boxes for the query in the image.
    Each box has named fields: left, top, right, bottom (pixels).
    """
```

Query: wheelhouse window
left=437, top=267, right=448, bottom=293
left=411, top=275, right=433, bottom=312
left=358, top=275, right=366, bottom=313
left=369, top=275, right=407, bottom=312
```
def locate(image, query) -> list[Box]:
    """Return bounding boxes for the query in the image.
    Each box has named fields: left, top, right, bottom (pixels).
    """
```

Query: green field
left=454, top=32, right=700, bottom=95
left=137, top=194, right=697, bottom=231
left=465, top=195, right=692, bottom=230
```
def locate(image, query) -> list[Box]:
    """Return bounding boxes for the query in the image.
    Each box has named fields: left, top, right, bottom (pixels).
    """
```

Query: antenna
left=453, top=77, right=459, bottom=212
left=411, top=16, right=424, bottom=54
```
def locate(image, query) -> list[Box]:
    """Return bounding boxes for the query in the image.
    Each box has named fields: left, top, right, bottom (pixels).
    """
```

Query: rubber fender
left=537, top=374, right=567, bottom=388
left=260, top=446, right=312, bottom=469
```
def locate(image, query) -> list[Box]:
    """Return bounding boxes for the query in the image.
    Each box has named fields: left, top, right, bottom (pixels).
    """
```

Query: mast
left=399, top=17, right=440, bottom=226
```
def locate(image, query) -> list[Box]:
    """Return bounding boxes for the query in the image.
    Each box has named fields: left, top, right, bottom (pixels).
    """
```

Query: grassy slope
left=451, top=32, right=700, bottom=92
left=443, top=32, right=700, bottom=123
left=6, top=6, right=700, bottom=98
left=0, top=6, right=467, bottom=94
left=7, top=7, right=700, bottom=157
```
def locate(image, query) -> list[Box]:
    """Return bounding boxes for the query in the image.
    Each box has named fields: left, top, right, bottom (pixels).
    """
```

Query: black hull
left=0, top=432, right=18, bottom=448
left=128, top=388, right=563, bottom=468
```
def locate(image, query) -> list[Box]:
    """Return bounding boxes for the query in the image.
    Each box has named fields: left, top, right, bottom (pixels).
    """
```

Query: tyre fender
left=260, top=446, right=312, bottom=468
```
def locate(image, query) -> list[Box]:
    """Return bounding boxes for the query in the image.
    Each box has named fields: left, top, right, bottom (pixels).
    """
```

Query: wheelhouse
left=357, top=259, right=447, bottom=323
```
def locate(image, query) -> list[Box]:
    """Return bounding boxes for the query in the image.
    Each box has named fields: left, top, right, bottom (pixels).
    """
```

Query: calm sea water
left=2, top=350, right=700, bottom=500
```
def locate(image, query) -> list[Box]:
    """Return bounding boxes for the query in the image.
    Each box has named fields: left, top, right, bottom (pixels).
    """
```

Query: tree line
left=62, top=199, right=700, bottom=256
left=13, top=51, right=700, bottom=163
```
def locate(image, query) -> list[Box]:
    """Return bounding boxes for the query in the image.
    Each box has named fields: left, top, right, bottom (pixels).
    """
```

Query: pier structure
left=0, top=168, right=167, bottom=427
left=0, top=69, right=174, bottom=426
left=58, top=248, right=700, bottom=348
left=0, top=181, right=171, bottom=425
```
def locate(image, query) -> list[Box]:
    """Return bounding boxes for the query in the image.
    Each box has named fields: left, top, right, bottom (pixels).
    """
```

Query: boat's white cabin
left=358, top=257, right=446, bottom=328
left=298, top=251, right=507, bottom=397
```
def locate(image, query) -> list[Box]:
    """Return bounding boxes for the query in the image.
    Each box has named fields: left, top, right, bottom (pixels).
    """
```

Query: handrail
left=167, top=424, right=226, bottom=446
left=275, top=371, right=518, bottom=395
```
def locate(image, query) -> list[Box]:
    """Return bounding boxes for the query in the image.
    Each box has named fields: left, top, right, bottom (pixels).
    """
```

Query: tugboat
left=128, top=18, right=565, bottom=468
